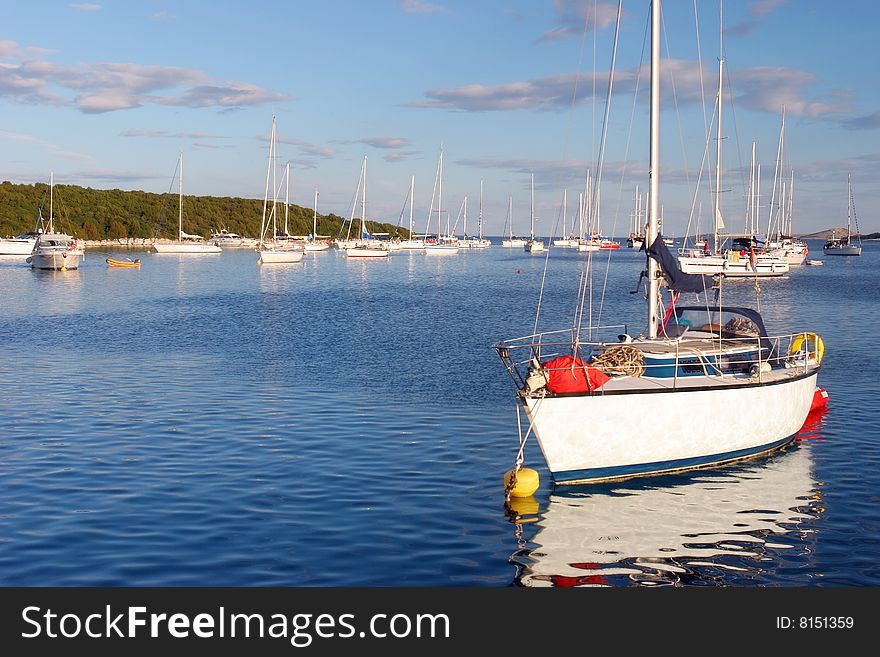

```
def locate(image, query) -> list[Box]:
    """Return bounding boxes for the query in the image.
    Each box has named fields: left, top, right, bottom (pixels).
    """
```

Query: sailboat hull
left=523, top=369, right=818, bottom=484
left=153, top=243, right=222, bottom=254
left=260, top=248, right=304, bottom=263
left=823, top=244, right=861, bottom=256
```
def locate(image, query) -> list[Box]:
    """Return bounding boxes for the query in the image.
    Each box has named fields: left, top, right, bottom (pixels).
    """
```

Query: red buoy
left=810, top=387, right=829, bottom=412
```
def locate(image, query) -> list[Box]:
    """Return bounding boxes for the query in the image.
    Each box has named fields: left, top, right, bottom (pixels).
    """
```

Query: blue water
left=0, top=241, right=878, bottom=586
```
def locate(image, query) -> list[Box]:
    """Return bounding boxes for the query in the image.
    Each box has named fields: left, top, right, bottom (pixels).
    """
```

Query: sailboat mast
left=271, top=126, right=278, bottom=241
left=361, top=156, right=367, bottom=238
left=713, top=0, right=724, bottom=254
left=259, top=118, right=274, bottom=248
left=478, top=180, right=483, bottom=240
left=409, top=175, right=415, bottom=235
left=530, top=172, right=535, bottom=240
left=313, top=188, right=318, bottom=238
left=49, top=171, right=54, bottom=233
left=438, top=149, right=443, bottom=237
left=847, top=173, right=852, bottom=239
left=647, top=0, right=661, bottom=339
left=284, top=161, right=290, bottom=236
left=178, top=151, right=184, bottom=242
left=508, top=197, right=513, bottom=239
left=767, top=110, right=785, bottom=240
left=563, top=188, right=568, bottom=239
left=787, top=170, right=794, bottom=236
left=578, top=192, right=583, bottom=239
left=463, top=195, right=468, bottom=238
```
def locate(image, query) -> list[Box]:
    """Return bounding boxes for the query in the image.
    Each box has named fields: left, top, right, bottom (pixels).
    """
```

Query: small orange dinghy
left=106, top=257, right=141, bottom=268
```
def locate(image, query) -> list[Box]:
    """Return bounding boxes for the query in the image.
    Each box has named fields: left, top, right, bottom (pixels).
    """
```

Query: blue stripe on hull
left=553, top=435, right=795, bottom=485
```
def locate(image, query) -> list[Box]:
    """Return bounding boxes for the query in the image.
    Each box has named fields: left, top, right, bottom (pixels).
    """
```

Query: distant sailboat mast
left=712, top=0, right=725, bottom=255
left=409, top=175, right=415, bottom=237
left=313, top=188, right=319, bottom=239
left=178, top=151, right=183, bottom=242
left=479, top=180, right=484, bottom=241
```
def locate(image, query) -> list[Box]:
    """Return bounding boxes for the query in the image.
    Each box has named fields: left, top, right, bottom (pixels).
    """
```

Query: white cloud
left=842, top=111, right=880, bottom=131
left=408, top=59, right=849, bottom=119
left=340, top=136, right=412, bottom=150
left=0, top=41, right=289, bottom=114
left=383, top=151, right=421, bottom=162
left=726, top=0, right=788, bottom=37
left=0, top=129, right=92, bottom=161
left=536, top=1, right=620, bottom=43
left=70, top=3, right=102, bottom=11
left=399, top=0, right=447, bottom=15
left=121, top=129, right=225, bottom=139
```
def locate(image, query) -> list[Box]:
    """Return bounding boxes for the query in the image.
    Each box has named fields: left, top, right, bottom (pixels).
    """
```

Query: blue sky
left=1, top=0, right=877, bottom=236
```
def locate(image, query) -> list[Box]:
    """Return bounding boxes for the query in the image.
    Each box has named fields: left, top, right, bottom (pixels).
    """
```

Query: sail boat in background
left=524, top=173, right=545, bottom=253
left=626, top=186, right=645, bottom=249
left=396, top=176, right=427, bottom=251
left=552, top=190, right=578, bottom=248
left=494, top=0, right=823, bottom=486
left=343, top=156, right=389, bottom=258
left=460, top=181, right=492, bottom=249
left=152, top=152, right=222, bottom=254
left=676, top=11, right=787, bottom=278
left=824, top=174, right=862, bottom=256
left=28, top=172, right=86, bottom=270
left=257, top=117, right=304, bottom=264
left=501, top=197, right=526, bottom=248
left=423, top=148, right=459, bottom=254
left=303, top=189, right=331, bottom=252
left=761, top=112, right=807, bottom=265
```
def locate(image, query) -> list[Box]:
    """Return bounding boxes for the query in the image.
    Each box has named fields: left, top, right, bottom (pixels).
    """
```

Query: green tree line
left=0, top=180, right=409, bottom=241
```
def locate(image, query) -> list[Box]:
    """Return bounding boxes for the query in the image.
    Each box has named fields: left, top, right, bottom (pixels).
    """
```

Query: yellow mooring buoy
left=504, top=467, right=540, bottom=498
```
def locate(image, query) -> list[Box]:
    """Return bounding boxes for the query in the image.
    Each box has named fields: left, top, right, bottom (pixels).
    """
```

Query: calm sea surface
left=0, top=240, right=878, bottom=586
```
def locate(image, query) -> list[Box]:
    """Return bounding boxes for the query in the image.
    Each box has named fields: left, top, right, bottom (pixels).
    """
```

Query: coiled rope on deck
left=592, top=345, right=645, bottom=377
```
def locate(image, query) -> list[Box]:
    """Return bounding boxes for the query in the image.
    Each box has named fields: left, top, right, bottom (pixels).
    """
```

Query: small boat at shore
left=106, top=257, right=141, bottom=268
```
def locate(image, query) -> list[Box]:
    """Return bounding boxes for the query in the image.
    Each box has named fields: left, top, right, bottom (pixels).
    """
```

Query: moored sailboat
left=494, top=0, right=823, bottom=486
left=152, top=153, right=222, bottom=255
left=524, top=173, right=545, bottom=253
left=257, top=117, right=304, bottom=264
left=824, top=175, right=862, bottom=256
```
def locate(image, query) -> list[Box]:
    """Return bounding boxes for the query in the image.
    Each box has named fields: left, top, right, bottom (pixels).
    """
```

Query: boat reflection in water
left=512, top=411, right=827, bottom=587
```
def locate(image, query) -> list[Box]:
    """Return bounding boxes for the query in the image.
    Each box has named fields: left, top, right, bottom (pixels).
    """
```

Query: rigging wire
left=574, top=0, right=623, bottom=340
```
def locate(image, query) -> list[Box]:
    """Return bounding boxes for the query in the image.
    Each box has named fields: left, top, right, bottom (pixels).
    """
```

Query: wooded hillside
left=0, top=180, right=407, bottom=240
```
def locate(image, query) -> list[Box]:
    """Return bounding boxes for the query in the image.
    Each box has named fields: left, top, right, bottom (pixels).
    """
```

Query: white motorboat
left=26, top=173, right=84, bottom=270
left=0, top=232, right=39, bottom=256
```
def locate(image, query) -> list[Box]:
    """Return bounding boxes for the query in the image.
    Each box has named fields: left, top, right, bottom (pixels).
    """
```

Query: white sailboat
left=762, top=114, right=807, bottom=265
left=458, top=183, right=492, bottom=249
left=152, top=153, right=222, bottom=254
left=495, top=0, right=823, bottom=486
left=824, top=175, right=862, bottom=256
left=303, top=189, right=331, bottom=252
left=396, top=176, right=427, bottom=251
left=501, top=197, right=526, bottom=248
left=524, top=173, right=545, bottom=253
left=677, top=13, right=787, bottom=278
left=27, top=173, right=85, bottom=270
left=257, top=117, right=304, bottom=264
left=424, top=148, right=459, bottom=255
left=343, top=156, right=389, bottom=258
